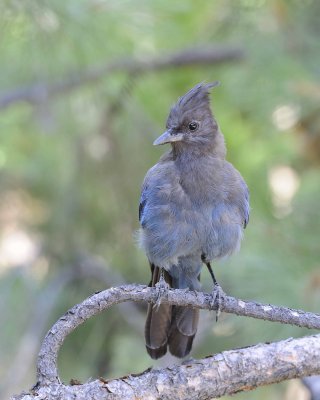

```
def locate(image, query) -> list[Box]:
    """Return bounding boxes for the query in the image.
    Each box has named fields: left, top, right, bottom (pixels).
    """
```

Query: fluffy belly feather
left=139, top=211, right=243, bottom=268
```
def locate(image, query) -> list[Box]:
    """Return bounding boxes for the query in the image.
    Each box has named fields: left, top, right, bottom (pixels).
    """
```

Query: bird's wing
left=139, top=164, right=158, bottom=225
left=242, top=181, right=250, bottom=229
left=222, top=161, right=250, bottom=229
left=138, top=161, right=199, bottom=262
left=139, top=189, right=147, bottom=223
left=139, top=161, right=178, bottom=226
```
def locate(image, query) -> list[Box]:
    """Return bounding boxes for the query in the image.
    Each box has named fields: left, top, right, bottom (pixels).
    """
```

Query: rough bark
left=13, top=334, right=320, bottom=400
left=11, top=284, right=320, bottom=399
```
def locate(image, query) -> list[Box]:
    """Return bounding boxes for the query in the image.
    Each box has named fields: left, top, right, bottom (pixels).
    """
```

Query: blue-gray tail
left=145, top=264, right=199, bottom=359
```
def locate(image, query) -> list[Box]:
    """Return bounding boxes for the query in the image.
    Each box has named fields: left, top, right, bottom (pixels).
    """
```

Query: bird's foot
left=153, top=271, right=170, bottom=310
left=210, top=283, right=226, bottom=322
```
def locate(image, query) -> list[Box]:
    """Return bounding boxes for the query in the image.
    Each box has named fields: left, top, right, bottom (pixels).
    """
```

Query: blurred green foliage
left=1, top=1, right=320, bottom=399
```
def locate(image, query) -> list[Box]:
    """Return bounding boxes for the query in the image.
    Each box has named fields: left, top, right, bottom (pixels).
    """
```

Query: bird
left=138, top=82, right=250, bottom=360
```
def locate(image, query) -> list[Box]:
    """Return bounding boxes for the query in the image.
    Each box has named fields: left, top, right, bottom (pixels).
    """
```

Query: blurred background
left=1, top=1, right=320, bottom=399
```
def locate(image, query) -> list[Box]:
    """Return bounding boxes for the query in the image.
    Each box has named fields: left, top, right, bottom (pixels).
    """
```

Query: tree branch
left=12, top=284, right=320, bottom=399
left=0, top=46, right=244, bottom=110
left=13, top=334, right=320, bottom=400
left=2, top=258, right=144, bottom=400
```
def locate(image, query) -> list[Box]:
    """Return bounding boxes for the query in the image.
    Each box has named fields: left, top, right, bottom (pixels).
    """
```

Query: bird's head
left=153, top=82, right=221, bottom=151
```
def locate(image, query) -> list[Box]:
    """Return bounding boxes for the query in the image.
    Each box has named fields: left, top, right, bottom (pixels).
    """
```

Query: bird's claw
left=153, top=272, right=169, bottom=310
left=210, top=283, right=226, bottom=322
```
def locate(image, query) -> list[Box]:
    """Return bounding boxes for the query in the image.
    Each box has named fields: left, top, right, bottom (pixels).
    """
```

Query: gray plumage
left=139, top=82, right=250, bottom=359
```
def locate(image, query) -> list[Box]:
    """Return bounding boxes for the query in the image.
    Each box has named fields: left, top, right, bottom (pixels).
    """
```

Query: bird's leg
left=154, top=268, right=170, bottom=310
left=201, top=255, right=226, bottom=321
left=207, top=263, right=225, bottom=321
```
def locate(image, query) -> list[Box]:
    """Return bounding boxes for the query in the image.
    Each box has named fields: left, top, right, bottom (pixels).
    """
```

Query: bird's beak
left=153, top=130, right=184, bottom=146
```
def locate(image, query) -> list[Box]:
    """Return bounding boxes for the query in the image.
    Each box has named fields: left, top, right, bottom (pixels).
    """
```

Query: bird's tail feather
left=145, top=264, right=199, bottom=359
left=145, top=265, right=172, bottom=359
left=168, top=305, right=199, bottom=358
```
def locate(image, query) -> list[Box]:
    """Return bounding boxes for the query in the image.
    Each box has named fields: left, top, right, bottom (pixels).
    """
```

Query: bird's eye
left=188, top=122, right=198, bottom=131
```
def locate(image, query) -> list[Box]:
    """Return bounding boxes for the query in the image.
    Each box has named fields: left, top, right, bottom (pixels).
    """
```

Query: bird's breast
left=140, top=156, right=245, bottom=265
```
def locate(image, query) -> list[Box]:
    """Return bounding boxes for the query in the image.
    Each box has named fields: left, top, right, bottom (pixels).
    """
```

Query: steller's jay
left=139, top=82, right=250, bottom=359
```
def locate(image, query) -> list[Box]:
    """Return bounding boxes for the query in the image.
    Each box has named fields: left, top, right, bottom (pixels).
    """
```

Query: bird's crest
left=168, top=82, right=219, bottom=125
left=177, top=81, right=219, bottom=110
